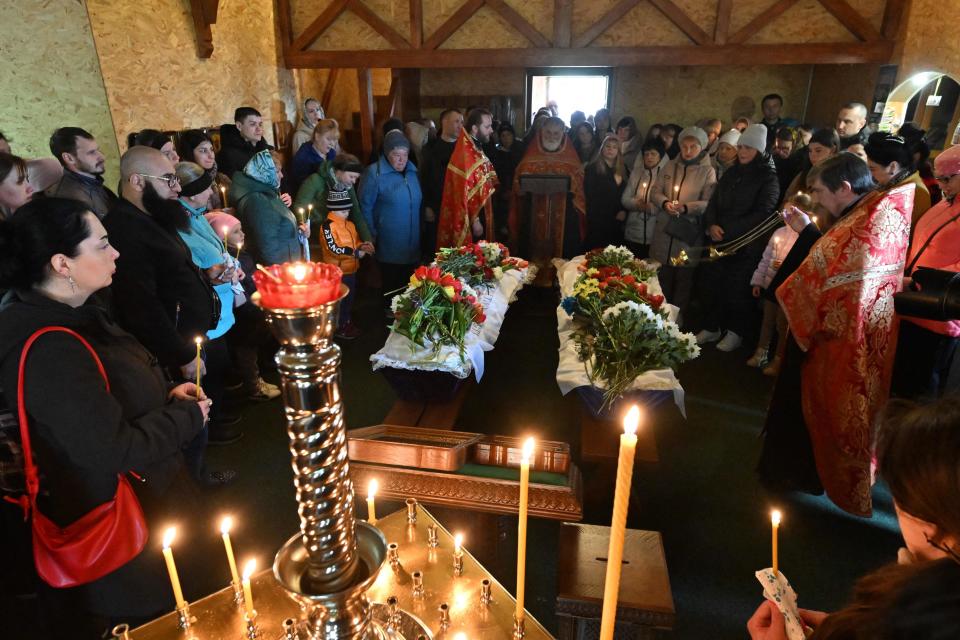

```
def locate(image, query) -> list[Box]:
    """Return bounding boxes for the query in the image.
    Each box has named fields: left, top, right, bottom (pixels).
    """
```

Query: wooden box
left=347, top=425, right=483, bottom=472
left=472, top=435, right=571, bottom=474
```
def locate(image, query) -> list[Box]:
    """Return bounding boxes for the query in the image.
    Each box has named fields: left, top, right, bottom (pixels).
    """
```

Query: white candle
left=220, top=185, right=228, bottom=208
left=515, top=437, right=535, bottom=621
left=367, top=479, right=378, bottom=525
left=242, top=559, right=256, bottom=617
left=599, top=406, right=641, bottom=640
left=771, top=510, right=781, bottom=575
left=161, top=527, right=187, bottom=609
left=193, top=337, right=203, bottom=395
left=220, top=517, right=240, bottom=585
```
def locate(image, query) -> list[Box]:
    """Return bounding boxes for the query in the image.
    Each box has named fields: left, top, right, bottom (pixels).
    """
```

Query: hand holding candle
left=367, top=479, right=378, bottom=525
left=599, top=406, right=641, bottom=640
left=515, top=436, right=535, bottom=622
left=161, top=527, right=187, bottom=609
left=220, top=185, right=228, bottom=208
left=241, top=559, right=256, bottom=617
left=771, top=509, right=781, bottom=575
left=220, top=517, right=240, bottom=585
left=193, top=337, right=203, bottom=397
left=673, top=184, right=680, bottom=204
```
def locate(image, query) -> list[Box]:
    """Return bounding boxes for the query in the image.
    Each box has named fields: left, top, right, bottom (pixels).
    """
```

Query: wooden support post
left=358, top=68, right=375, bottom=161
left=553, top=0, right=572, bottom=47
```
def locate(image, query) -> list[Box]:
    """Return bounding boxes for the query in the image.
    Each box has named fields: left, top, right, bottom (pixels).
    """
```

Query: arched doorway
left=880, top=71, right=960, bottom=151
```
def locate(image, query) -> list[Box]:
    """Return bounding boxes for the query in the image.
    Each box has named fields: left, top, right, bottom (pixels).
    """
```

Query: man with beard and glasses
left=46, top=127, right=117, bottom=218
left=103, top=147, right=235, bottom=484
left=508, top=116, right=586, bottom=283
left=436, top=108, right=498, bottom=248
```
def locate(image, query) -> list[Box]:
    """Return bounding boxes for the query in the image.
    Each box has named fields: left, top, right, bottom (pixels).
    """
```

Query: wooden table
left=556, top=523, right=674, bottom=639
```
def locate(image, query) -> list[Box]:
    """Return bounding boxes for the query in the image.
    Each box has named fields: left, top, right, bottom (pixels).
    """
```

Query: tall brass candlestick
left=598, top=406, right=641, bottom=640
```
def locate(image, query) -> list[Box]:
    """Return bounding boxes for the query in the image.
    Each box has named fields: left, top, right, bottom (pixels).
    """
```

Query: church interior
left=2, top=0, right=960, bottom=638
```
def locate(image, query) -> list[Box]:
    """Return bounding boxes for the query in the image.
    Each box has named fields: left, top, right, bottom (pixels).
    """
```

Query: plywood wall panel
left=441, top=6, right=531, bottom=49
left=897, top=0, right=960, bottom=81
left=86, top=0, right=297, bottom=152
left=595, top=4, right=691, bottom=47
left=672, top=0, right=718, bottom=37
left=0, top=0, right=121, bottom=186
left=504, top=0, right=555, bottom=42
left=748, top=0, right=857, bottom=44
left=307, top=12, right=395, bottom=50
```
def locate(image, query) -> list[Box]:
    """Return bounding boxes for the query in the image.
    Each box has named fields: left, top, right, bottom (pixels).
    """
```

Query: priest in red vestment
left=508, top=117, right=586, bottom=265
left=759, top=153, right=913, bottom=516
left=436, top=109, right=498, bottom=249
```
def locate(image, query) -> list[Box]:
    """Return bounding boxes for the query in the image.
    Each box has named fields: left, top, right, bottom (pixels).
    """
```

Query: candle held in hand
left=161, top=527, right=187, bottom=609
left=193, top=337, right=203, bottom=397
left=241, top=559, right=256, bottom=617
left=220, top=185, right=228, bottom=208
left=220, top=517, right=240, bottom=585
left=367, top=479, right=378, bottom=524
left=515, top=436, right=535, bottom=621
left=599, top=406, right=641, bottom=640
left=236, top=241, right=243, bottom=261
left=771, top=510, right=781, bottom=575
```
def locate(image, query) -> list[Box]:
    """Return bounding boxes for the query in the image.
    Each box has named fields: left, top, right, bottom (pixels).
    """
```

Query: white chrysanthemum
left=390, top=294, right=403, bottom=313
left=602, top=301, right=657, bottom=322
left=603, top=245, right=634, bottom=260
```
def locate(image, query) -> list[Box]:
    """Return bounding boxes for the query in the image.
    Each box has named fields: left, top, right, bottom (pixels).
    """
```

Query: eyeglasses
left=934, top=173, right=959, bottom=183
left=137, top=173, right=180, bottom=188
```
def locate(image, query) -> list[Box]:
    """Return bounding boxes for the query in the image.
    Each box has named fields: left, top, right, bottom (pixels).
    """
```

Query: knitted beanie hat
left=739, top=124, right=768, bottom=153
left=678, top=126, right=708, bottom=150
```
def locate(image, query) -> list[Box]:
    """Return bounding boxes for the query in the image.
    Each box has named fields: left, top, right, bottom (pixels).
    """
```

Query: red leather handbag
left=12, top=326, right=148, bottom=588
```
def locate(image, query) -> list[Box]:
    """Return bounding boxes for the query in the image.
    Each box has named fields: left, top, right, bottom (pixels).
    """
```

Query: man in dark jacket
left=45, top=127, right=117, bottom=218
left=698, top=123, right=781, bottom=351
left=103, top=147, right=241, bottom=456
left=419, top=108, right=462, bottom=257
left=216, top=107, right=272, bottom=177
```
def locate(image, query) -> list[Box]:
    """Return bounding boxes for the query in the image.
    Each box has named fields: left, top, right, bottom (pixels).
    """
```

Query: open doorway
left=526, top=68, right=612, bottom=128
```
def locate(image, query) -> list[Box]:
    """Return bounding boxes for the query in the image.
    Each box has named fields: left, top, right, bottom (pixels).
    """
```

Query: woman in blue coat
left=359, top=131, right=422, bottom=317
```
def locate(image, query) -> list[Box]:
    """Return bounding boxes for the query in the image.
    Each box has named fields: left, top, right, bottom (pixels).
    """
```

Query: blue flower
left=561, top=296, right=578, bottom=317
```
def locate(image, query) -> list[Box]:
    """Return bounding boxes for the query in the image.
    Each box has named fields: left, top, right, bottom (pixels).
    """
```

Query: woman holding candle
left=230, top=150, right=304, bottom=266
left=177, top=129, right=232, bottom=210
left=0, top=198, right=210, bottom=636
left=621, top=138, right=668, bottom=259
left=649, top=126, right=718, bottom=323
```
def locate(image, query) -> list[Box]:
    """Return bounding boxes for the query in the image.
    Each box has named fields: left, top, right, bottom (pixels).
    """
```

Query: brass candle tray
left=472, top=435, right=571, bottom=474
left=348, top=425, right=484, bottom=472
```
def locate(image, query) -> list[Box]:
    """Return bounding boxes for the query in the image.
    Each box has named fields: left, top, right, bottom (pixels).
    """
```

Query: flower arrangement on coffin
left=435, top=241, right=530, bottom=288
left=561, top=245, right=699, bottom=411
left=578, top=244, right=658, bottom=281
left=391, top=265, right=486, bottom=361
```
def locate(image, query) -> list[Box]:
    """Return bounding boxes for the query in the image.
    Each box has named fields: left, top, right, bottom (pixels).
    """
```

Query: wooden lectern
left=518, top=174, right=571, bottom=286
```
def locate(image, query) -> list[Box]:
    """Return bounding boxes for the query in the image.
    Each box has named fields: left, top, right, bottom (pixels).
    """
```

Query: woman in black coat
left=0, top=198, right=209, bottom=637
left=697, top=124, right=781, bottom=351
left=583, top=135, right=628, bottom=250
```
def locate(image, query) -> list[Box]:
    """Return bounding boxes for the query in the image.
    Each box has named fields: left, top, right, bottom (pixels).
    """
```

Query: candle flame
left=521, top=437, right=535, bottom=463
left=771, top=509, right=782, bottom=527
left=220, top=185, right=226, bottom=193
left=242, top=558, right=256, bottom=580
left=238, top=241, right=243, bottom=249
left=368, top=479, right=378, bottom=499
left=454, top=533, right=463, bottom=552
left=220, top=516, right=232, bottom=535
left=194, top=336, right=203, bottom=345
left=297, top=207, right=305, bottom=215
left=162, top=527, right=176, bottom=549
left=453, top=634, right=468, bottom=640
left=290, top=263, right=308, bottom=283
left=222, top=225, right=229, bottom=237
left=624, top=405, right=641, bottom=435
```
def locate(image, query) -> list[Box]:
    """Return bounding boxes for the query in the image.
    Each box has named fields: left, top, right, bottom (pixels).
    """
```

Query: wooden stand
left=556, top=523, right=675, bottom=639
left=518, top=174, right=571, bottom=287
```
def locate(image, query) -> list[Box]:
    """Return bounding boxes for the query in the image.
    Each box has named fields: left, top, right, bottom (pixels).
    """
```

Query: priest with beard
left=508, top=117, right=586, bottom=279
left=103, top=146, right=217, bottom=391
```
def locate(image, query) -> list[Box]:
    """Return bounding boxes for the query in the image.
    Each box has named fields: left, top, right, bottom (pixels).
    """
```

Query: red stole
left=777, top=183, right=914, bottom=516
left=436, top=129, right=499, bottom=249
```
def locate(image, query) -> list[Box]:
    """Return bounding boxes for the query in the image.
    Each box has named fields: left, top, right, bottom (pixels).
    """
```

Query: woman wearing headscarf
left=178, top=129, right=231, bottom=210
left=230, top=150, right=304, bottom=266
left=291, top=97, right=325, bottom=152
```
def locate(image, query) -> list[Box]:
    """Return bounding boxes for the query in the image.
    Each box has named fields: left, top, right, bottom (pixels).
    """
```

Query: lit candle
left=307, top=203, right=314, bottom=218
left=220, top=517, right=240, bottom=585
left=771, top=510, right=781, bottom=575
left=454, top=532, right=463, bottom=555
left=515, top=436, right=535, bottom=622
left=812, top=215, right=818, bottom=226
left=235, top=241, right=243, bottom=261
left=673, top=184, right=680, bottom=204
left=241, top=559, right=256, bottom=617
left=773, top=236, right=781, bottom=261
left=221, top=225, right=229, bottom=244
left=161, top=527, right=187, bottom=609
left=296, top=207, right=305, bottom=224
left=598, top=406, right=641, bottom=640
left=367, top=479, right=378, bottom=525
left=289, top=262, right=308, bottom=283
left=220, top=185, right=228, bottom=208
left=193, top=337, right=203, bottom=397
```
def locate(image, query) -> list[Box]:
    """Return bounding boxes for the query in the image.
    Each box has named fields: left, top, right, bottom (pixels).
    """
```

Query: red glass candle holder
left=253, top=261, right=343, bottom=309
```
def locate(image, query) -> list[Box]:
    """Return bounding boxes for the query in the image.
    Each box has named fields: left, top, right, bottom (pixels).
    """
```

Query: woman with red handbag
left=0, top=198, right=210, bottom=637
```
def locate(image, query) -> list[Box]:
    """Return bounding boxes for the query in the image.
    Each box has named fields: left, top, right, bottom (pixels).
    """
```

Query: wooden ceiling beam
left=290, top=0, right=351, bottom=52
left=816, top=0, right=881, bottom=41
left=714, top=0, right=732, bottom=45
left=189, top=0, right=220, bottom=58
left=728, top=0, right=801, bottom=44
left=422, top=0, right=485, bottom=50
left=485, top=0, right=551, bottom=47
left=286, top=40, right=893, bottom=68
left=348, top=0, right=412, bottom=49
left=881, top=0, right=906, bottom=40
left=572, top=0, right=642, bottom=48
left=553, top=0, right=572, bottom=47
left=410, top=0, right=424, bottom=47
left=648, top=0, right=710, bottom=45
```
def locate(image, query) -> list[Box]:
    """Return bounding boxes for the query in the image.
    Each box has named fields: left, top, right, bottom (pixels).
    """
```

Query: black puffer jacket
left=216, top=124, right=272, bottom=178
left=0, top=290, right=203, bottom=616
left=704, top=153, right=780, bottom=254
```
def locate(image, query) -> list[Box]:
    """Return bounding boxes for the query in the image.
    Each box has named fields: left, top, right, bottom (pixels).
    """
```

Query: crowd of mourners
left=1, top=89, right=959, bottom=638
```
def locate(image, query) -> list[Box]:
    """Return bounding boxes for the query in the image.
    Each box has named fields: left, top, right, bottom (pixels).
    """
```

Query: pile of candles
left=253, top=261, right=343, bottom=309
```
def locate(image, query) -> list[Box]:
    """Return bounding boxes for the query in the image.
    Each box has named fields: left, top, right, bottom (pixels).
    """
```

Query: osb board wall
left=0, top=0, right=121, bottom=187
left=897, top=0, right=960, bottom=81
left=805, top=64, right=881, bottom=128
left=85, top=0, right=297, bottom=153
left=295, top=68, right=393, bottom=130
left=288, top=0, right=884, bottom=50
